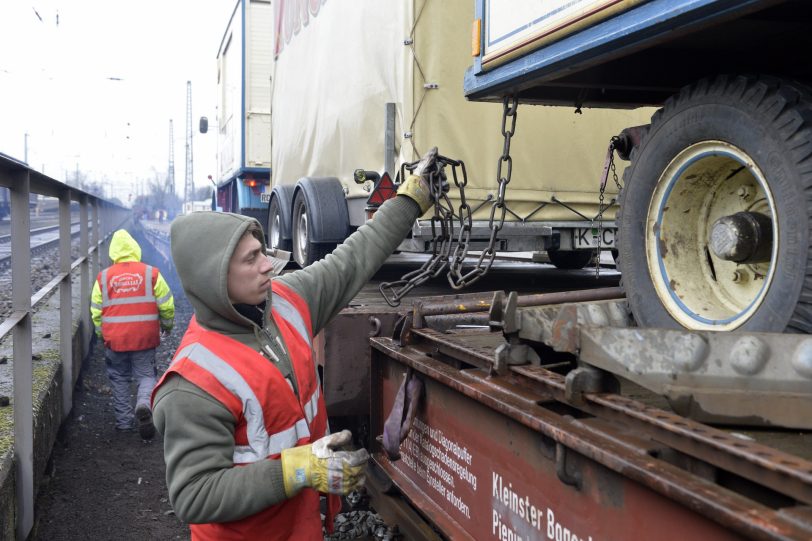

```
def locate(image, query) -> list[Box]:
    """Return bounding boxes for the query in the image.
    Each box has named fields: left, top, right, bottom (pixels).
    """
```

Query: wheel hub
left=271, top=213, right=281, bottom=248
left=297, top=211, right=308, bottom=254
left=709, top=211, right=772, bottom=263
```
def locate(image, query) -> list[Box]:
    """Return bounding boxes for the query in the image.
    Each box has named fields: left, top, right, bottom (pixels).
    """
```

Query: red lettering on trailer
left=274, top=0, right=328, bottom=57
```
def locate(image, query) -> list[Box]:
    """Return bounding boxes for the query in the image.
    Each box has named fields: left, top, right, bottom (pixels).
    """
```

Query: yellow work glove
left=280, top=430, right=369, bottom=497
left=397, top=147, right=448, bottom=213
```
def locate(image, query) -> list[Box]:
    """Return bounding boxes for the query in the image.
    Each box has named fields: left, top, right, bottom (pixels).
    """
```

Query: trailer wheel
left=618, top=76, right=812, bottom=332
left=267, top=185, right=295, bottom=252
left=291, top=177, right=349, bottom=267
left=548, top=249, right=593, bottom=270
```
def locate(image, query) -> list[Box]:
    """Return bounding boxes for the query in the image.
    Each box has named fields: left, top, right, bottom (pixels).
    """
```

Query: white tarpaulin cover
left=271, top=0, right=654, bottom=221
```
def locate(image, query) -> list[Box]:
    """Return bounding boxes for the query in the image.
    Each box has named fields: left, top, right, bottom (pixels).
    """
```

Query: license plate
left=574, top=227, right=615, bottom=249
left=260, top=192, right=272, bottom=204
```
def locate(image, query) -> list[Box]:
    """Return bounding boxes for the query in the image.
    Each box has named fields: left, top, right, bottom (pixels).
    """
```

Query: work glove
left=281, top=430, right=369, bottom=497
left=397, top=147, right=449, bottom=213
left=160, top=328, right=171, bottom=339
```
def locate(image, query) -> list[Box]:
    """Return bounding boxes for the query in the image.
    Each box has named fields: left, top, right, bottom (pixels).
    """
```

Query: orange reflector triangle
left=367, top=172, right=397, bottom=206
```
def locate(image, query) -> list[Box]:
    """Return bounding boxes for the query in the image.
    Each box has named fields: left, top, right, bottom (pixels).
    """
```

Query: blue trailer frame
left=214, top=0, right=271, bottom=227
left=465, top=0, right=802, bottom=107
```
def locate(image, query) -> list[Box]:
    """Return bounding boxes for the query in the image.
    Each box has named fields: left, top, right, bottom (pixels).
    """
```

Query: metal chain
left=379, top=156, right=460, bottom=307
left=448, top=95, right=518, bottom=289
left=594, top=136, right=622, bottom=278
left=379, top=96, right=519, bottom=304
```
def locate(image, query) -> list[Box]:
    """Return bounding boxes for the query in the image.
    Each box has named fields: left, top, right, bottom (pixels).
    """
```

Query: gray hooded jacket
left=153, top=195, right=419, bottom=524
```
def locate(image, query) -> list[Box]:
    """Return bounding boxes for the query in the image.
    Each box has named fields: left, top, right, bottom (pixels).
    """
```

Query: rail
left=0, top=222, right=85, bottom=269
left=0, top=221, right=82, bottom=244
left=0, top=153, right=130, bottom=540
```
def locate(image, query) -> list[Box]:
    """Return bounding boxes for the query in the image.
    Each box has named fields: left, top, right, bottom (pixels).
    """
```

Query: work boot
left=135, top=404, right=156, bottom=440
left=115, top=422, right=136, bottom=433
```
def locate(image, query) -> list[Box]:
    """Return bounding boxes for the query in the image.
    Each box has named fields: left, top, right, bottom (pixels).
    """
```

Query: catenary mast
left=184, top=81, right=194, bottom=207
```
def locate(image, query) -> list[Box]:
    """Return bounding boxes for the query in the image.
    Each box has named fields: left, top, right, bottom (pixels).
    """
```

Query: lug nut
left=737, top=185, right=753, bottom=200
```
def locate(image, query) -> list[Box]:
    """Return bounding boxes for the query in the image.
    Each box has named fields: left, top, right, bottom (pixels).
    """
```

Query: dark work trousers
left=104, top=348, right=157, bottom=430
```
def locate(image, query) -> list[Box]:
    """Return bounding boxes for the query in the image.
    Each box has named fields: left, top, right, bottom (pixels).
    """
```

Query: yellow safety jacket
left=91, top=229, right=174, bottom=351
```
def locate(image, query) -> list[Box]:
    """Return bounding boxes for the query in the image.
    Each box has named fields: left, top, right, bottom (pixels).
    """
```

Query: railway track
left=0, top=222, right=82, bottom=269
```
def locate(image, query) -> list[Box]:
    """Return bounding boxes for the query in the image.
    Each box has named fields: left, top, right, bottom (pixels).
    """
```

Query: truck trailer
left=207, top=0, right=273, bottom=226
left=330, top=1, right=812, bottom=539
left=267, top=0, right=653, bottom=270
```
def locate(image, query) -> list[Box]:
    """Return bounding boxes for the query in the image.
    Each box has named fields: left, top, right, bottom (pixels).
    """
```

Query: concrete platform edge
left=0, top=285, right=91, bottom=539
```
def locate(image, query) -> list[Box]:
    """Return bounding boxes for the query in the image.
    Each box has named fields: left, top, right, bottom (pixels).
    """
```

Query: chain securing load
left=448, top=96, right=519, bottom=289
left=593, top=136, right=623, bottom=278
left=379, top=96, right=520, bottom=306
left=379, top=154, right=460, bottom=306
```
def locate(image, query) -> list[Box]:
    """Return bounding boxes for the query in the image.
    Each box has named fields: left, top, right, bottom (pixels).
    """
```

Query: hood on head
left=170, top=211, right=267, bottom=334
left=109, top=229, right=141, bottom=263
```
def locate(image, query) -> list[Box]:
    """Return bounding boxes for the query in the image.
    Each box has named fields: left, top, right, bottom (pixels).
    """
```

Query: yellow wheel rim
left=645, top=141, right=778, bottom=331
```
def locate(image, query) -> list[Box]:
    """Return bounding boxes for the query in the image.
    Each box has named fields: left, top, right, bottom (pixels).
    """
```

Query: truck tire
left=548, top=249, right=593, bottom=270
left=267, top=185, right=295, bottom=252
left=618, top=75, right=812, bottom=332
left=292, top=177, right=349, bottom=267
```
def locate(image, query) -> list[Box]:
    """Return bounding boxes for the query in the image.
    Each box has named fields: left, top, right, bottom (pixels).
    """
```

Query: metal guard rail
left=0, top=153, right=130, bottom=540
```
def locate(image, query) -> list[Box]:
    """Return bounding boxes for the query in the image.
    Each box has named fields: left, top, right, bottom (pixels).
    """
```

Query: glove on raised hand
left=280, top=429, right=369, bottom=497
left=397, top=147, right=448, bottom=213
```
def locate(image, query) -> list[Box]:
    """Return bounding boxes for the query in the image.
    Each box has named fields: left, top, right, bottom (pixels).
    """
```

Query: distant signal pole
left=184, top=81, right=194, bottom=208
left=167, top=119, right=175, bottom=196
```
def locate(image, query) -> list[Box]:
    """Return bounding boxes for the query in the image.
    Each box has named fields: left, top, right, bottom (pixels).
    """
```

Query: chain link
left=379, top=96, right=519, bottom=305
left=594, top=136, right=622, bottom=278
left=379, top=155, right=461, bottom=306
left=448, top=95, right=518, bottom=289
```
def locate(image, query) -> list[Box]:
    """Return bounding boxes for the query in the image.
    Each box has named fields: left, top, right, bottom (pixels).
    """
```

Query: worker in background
left=91, top=229, right=175, bottom=440
left=152, top=148, right=443, bottom=540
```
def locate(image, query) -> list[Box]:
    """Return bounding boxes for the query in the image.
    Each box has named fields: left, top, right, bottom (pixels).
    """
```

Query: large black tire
left=267, top=185, right=295, bottom=252
left=618, top=75, right=812, bottom=332
left=291, top=178, right=349, bottom=268
left=548, top=249, right=593, bottom=270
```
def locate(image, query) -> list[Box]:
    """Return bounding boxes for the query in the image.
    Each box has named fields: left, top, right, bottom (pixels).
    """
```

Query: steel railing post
left=91, top=200, right=100, bottom=276
left=11, top=169, right=33, bottom=541
left=80, top=195, right=90, bottom=350
left=59, top=188, right=73, bottom=419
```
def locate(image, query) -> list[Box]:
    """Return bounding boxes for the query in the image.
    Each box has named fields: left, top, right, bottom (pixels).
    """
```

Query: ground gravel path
left=31, top=225, right=191, bottom=540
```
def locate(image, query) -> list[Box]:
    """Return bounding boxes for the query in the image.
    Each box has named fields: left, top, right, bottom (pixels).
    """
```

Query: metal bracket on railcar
left=488, top=291, right=540, bottom=375
left=488, top=292, right=812, bottom=429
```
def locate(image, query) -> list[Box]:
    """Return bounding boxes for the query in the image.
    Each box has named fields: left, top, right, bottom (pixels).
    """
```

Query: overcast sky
left=0, top=1, right=236, bottom=203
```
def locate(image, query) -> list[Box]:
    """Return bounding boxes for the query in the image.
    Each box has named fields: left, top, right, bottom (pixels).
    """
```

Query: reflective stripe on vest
left=101, top=314, right=159, bottom=323
left=172, top=341, right=320, bottom=463
left=272, top=291, right=321, bottom=391
left=272, top=293, right=311, bottom=347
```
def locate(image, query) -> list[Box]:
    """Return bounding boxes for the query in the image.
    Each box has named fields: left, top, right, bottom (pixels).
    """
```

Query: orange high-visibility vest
left=153, top=281, right=337, bottom=541
left=98, top=262, right=160, bottom=352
